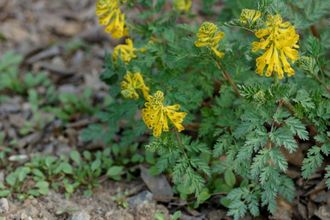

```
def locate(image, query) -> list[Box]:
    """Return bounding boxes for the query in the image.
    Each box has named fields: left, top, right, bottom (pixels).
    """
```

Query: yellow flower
left=96, top=0, right=128, bottom=39
left=195, top=22, right=225, bottom=58
left=173, top=0, right=192, bottom=13
left=121, top=72, right=149, bottom=99
left=252, top=15, right=299, bottom=79
left=142, top=91, right=187, bottom=137
left=113, top=39, right=137, bottom=63
left=240, top=9, right=261, bottom=24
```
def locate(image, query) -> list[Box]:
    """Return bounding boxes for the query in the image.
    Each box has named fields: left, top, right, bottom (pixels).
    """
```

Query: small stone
left=20, top=212, right=30, bottom=220
left=70, top=211, right=91, bottom=220
left=0, top=198, right=9, bottom=214
left=128, top=190, right=153, bottom=208
left=315, top=205, right=330, bottom=220
left=207, top=210, right=226, bottom=220
left=140, top=166, right=173, bottom=202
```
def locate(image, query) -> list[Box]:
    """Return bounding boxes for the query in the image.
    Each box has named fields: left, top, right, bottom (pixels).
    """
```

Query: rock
left=20, top=212, right=32, bottom=220
left=58, top=84, right=78, bottom=94
left=207, top=210, right=226, bottom=220
left=8, top=114, right=26, bottom=128
left=0, top=198, right=9, bottom=214
left=315, top=205, right=330, bottom=220
left=311, top=191, right=330, bottom=203
left=297, top=202, right=308, bottom=219
left=0, top=20, right=29, bottom=43
left=308, top=201, right=317, bottom=219
left=271, top=198, right=292, bottom=220
left=128, top=190, right=153, bottom=208
left=70, top=211, right=91, bottom=220
left=140, top=166, right=173, bottom=202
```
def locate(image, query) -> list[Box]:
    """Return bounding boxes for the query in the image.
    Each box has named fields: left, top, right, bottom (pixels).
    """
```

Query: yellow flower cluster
left=142, top=91, right=187, bottom=137
left=121, top=72, right=149, bottom=100
left=195, top=22, right=225, bottom=58
left=240, top=9, right=261, bottom=24
left=120, top=72, right=187, bottom=137
left=252, top=15, right=299, bottom=79
left=173, top=0, right=192, bottom=13
left=121, top=72, right=187, bottom=137
left=113, top=39, right=137, bottom=63
left=96, top=0, right=128, bottom=39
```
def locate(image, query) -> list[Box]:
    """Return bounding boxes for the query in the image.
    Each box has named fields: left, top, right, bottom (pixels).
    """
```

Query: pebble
left=70, top=211, right=91, bottom=220
left=127, top=190, right=153, bottom=208
left=20, top=212, right=33, bottom=220
left=0, top=198, right=9, bottom=214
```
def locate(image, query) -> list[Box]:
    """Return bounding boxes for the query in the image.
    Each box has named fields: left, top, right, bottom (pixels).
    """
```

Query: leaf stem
left=213, top=58, right=241, bottom=97
left=312, top=73, right=330, bottom=94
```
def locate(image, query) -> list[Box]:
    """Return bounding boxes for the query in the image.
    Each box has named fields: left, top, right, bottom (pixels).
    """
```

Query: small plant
left=89, top=0, right=330, bottom=219
left=0, top=52, right=50, bottom=95
left=46, top=88, right=96, bottom=121
left=0, top=149, right=126, bottom=199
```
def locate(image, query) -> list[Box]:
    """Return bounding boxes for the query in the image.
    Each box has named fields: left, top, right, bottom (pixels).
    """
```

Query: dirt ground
left=4, top=181, right=173, bottom=220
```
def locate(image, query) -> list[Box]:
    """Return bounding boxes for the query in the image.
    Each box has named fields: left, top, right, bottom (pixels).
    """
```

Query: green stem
left=312, top=73, right=330, bottom=94
left=213, top=58, right=241, bottom=97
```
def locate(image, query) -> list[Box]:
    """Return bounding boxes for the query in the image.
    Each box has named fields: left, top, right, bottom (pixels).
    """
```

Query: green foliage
left=2, top=1, right=327, bottom=220
left=88, top=0, right=330, bottom=219
left=0, top=149, right=125, bottom=199
left=0, top=52, right=50, bottom=94
left=0, top=0, right=329, bottom=219
left=47, top=88, right=96, bottom=121
left=269, top=0, right=330, bottom=29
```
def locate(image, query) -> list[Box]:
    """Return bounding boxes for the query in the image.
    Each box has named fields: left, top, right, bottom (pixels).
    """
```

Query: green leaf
left=285, top=117, right=309, bottom=140
left=190, top=158, right=211, bottom=177
left=80, top=124, right=106, bottom=143
left=228, top=199, right=247, bottom=220
left=171, top=211, right=182, bottom=220
left=70, top=151, right=81, bottom=165
left=17, top=167, right=30, bottom=182
left=302, top=146, right=323, bottom=178
left=269, top=148, right=288, bottom=171
left=196, top=188, right=211, bottom=205
left=61, top=163, right=73, bottom=174
left=106, top=166, right=124, bottom=180
left=325, top=165, right=330, bottom=189
left=0, top=190, right=11, bottom=197
left=91, top=159, right=101, bottom=171
left=5, top=173, right=17, bottom=186
left=35, top=181, right=49, bottom=195
left=224, top=169, right=236, bottom=187
left=269, top=127, right=297, bottom=153
left=294, top=90, right=315, bottom=110
left=45, top=156, right=56, bottom=167
left=32, top=169, right=45, bottom=179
